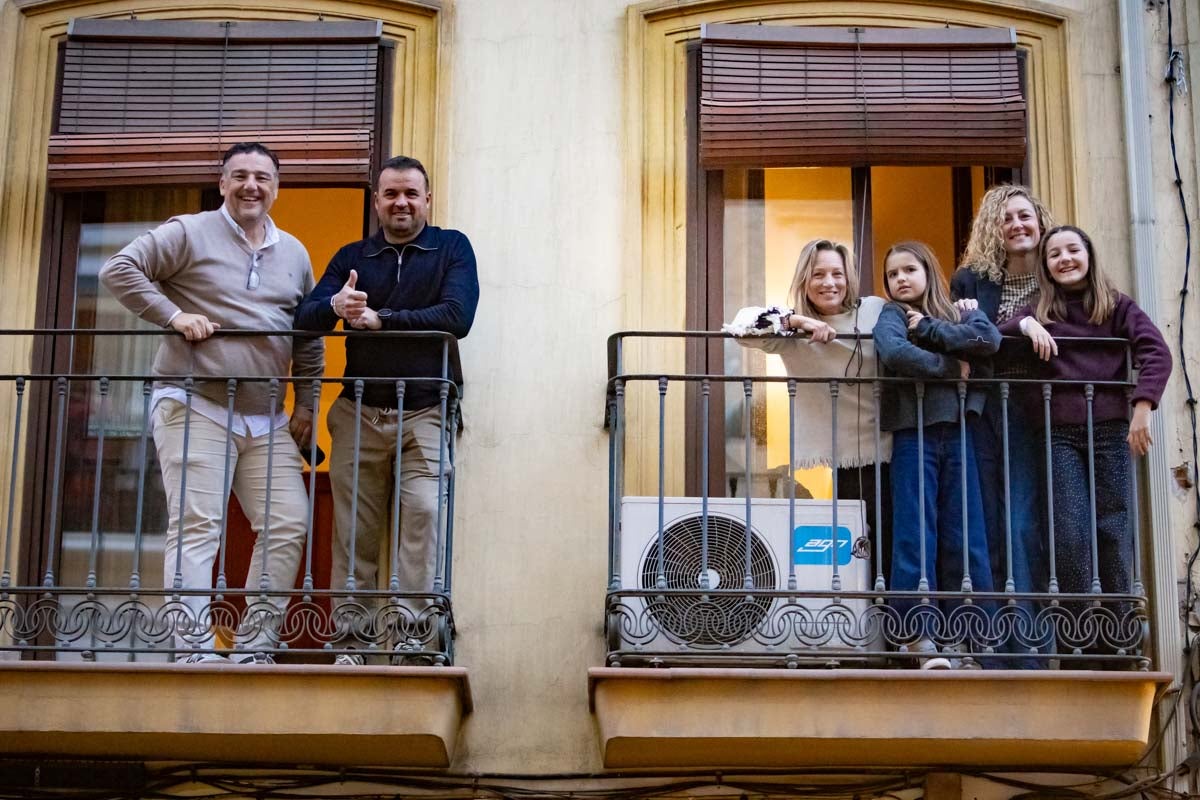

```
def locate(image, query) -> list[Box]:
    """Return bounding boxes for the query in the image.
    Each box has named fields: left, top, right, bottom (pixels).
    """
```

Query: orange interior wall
left=271, top=187, right=366, bottom=470
left=761, top=168, right=854, bottom=498
left=870, top=167, right=957, bottom=288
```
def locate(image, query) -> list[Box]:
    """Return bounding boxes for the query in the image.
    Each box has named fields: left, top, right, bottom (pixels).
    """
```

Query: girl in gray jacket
left=873, top=241, right=1001, bottom=668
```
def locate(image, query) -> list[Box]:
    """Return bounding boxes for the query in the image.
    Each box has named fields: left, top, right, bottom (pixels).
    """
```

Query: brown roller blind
left=49, top=19, right=383, bottom=188
left=699, top=24, right=1027, bottom=169
left=46, top=129, right=371, bottom=189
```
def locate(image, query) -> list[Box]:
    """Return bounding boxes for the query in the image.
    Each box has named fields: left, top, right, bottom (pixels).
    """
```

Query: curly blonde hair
left=787, top=239, right=859, bottom=318
left=959, top=185, right=1055, bottom=283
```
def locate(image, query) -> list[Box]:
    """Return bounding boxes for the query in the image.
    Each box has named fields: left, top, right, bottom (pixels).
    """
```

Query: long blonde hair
left=1035, top=225, right=1117, bottom=325
left=883, top=241, right=959, bottom=322
left=960, top=185, right=1056, bottom=283
left=787, top=239, right=859, bottom=318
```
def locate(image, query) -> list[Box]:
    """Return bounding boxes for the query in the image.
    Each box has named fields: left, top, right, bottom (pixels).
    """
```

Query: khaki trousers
left=153, top=399, right=308, bottom=652
left=327, top=397, right=449, bottom=645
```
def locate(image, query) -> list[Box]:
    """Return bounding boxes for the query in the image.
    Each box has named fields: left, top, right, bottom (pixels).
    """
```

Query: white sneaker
left=334, top=653, right=365, bottom=666
left=233, top=652, right=275, bottom=665
left=392, top=638, right=434, bottom=666
left=176, top=652, right=229, bottom=664
left=913, top=637, right=952, bottom=670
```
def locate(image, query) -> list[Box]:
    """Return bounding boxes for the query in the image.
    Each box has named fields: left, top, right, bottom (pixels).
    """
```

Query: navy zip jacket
left=295, top=224, right=479, bottom=411
left=874, top=303, right=1001, bottom=432
left=950, top=265, right=1033, bottom=372
left=949, top=267, right=1002, bottom=321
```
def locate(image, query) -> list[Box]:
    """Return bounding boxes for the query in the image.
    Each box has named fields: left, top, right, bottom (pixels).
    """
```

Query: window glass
left=717, top=165, right=975, bottom=501
left=722, top=168, right=853, bottom=501
left=59, top=188, right=200, bottom=662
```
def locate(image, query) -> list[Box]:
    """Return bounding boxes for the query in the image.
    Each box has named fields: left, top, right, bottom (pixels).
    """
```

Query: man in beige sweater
left=100, top=142, right=323, bottom=664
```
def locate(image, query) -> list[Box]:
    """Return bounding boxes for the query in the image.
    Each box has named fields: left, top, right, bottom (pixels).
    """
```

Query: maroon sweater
left=998, top=293, right=1172, bottom=426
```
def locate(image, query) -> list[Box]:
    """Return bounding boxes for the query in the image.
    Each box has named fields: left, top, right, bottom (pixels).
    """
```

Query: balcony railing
left=0, top=329, right=460, bottom=665
left=604, top=331, right=1152, bottom=670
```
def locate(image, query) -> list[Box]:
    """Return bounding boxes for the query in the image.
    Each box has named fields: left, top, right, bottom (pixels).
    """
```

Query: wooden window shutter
left=48, top=19, right=383, bottom=189
left=699, top=24, right=1027, bottom=169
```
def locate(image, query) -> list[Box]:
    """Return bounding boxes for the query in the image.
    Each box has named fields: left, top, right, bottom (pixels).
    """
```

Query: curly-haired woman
left=951, top=185, right=1056, bottom=666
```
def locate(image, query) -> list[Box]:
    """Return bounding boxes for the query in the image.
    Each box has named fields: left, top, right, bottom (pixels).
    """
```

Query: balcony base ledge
left=0, top=661, right=472, bottom=766
left=589, top=667, right=1172, bottom=769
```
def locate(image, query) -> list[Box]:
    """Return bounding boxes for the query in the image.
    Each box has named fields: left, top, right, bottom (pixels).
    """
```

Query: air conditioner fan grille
left=639, top=512, right=776, bottom=646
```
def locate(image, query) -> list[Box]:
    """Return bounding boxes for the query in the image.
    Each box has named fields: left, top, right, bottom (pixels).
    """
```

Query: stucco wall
left=443, top=0, right=628, bottom=772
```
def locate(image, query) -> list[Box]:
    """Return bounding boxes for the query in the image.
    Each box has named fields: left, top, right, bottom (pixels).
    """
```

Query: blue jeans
left=971, top=387, right=1049, bottom=665
left=890, top=423, right=993, bottom=645
left=972, top=387, right=1047, bottom=593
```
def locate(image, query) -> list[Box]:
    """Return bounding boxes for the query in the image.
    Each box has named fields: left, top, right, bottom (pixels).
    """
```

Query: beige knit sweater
left=99, top=209, right=324, bottom=415
left=736, top=295, right=893, bottom=468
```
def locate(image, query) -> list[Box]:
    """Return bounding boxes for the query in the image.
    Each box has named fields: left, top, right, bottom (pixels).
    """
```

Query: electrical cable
left=1099, top=1, right=1200, bottom=796
left=1162, top=0, right=1200, bottom=792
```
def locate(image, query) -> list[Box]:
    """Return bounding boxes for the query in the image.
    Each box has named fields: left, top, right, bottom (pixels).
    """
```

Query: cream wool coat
left=735, top=295, right=892, bottom=468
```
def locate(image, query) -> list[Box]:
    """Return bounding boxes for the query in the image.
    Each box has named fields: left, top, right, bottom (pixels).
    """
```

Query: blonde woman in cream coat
left=734, top=239, right=892, bottom=578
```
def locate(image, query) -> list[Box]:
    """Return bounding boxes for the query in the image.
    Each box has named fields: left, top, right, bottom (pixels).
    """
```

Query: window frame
left=682, top=37, right=1030, bottom=498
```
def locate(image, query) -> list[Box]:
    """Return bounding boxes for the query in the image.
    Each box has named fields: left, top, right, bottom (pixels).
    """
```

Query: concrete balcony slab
left=0, top=662, right=472, bottom=766
left=589, top=667, right=1171, bottom=769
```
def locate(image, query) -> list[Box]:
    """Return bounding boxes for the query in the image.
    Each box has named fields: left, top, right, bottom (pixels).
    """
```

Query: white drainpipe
left=1118, top=0, right=1186, bottom=769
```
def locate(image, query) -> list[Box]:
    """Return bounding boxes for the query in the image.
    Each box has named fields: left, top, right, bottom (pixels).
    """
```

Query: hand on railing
left=1020, top=317, right=1059, bottom=361
left=169, top=312, right=220, bottom=342
left=794, top=316, right=838, bottom=343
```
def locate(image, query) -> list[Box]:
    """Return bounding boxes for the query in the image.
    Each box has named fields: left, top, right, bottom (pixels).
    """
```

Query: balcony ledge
left=589, top=667, right=1172, bottom=769
left=0, top=662, right=472, bottom=766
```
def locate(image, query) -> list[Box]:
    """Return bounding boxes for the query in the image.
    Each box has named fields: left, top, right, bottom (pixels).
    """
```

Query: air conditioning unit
left=616, top=496, right=877, bottom=662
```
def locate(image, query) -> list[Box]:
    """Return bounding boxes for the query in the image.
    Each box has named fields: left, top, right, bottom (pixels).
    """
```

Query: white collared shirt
left=152, top=206, right=289, bottom=437
left=218, top=203, right=281, bottom=250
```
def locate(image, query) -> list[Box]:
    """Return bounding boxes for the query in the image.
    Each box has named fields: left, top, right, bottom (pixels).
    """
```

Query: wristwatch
left=377, top=308, right=393, bottom=321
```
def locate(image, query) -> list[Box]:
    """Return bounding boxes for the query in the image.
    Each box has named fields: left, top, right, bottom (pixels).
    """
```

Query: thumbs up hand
left=332, top=269, right=369, bottom=322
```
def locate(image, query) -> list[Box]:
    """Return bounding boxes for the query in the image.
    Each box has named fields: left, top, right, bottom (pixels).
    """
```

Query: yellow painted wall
left=0, top=0, right=1196, bottom=789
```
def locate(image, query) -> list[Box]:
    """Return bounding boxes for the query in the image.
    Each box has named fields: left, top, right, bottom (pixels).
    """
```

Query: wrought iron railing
left=604, top=331, right=1151, bottom=670
left=0, top=329, right=460, bottom=665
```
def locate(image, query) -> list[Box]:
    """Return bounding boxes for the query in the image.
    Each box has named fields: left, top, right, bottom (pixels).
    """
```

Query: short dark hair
left=377, top=156, right=430, bottom=192
left=221, top=142, right=280, bottom=173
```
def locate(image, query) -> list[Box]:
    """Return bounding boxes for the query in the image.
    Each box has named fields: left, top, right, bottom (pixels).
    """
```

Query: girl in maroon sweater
left=1000, top=226, right=1171, bottom=635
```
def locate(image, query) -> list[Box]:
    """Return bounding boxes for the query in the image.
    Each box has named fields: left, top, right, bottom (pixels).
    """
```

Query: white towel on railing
left=722, top=305, right=792, bottom=337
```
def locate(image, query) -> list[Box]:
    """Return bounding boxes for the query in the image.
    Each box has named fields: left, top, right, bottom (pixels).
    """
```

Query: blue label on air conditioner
left=792, top=525, right=855, bottom=566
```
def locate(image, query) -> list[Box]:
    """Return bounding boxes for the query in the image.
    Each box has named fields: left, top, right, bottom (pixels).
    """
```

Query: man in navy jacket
left=295, top=155, right=479, bottom=664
